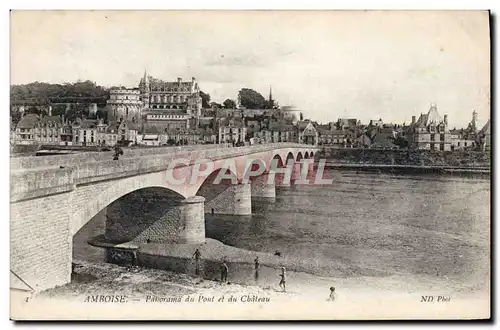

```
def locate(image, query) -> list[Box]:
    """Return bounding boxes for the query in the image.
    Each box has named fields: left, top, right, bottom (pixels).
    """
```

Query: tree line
left=199, top=88, right=277, bottom=110
left=10, top=80, right=109, bottom=106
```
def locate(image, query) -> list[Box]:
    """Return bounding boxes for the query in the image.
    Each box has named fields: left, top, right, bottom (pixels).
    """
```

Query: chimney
left=443, top=114, right=448, bottom=126
left=411, top=116, right=416, bottom=124
left=192, top=77, right=196, bottom=83
left=177, top=77, right=182, bottom=84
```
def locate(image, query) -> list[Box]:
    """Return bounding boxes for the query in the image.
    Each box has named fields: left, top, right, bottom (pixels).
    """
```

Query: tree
left=210, top=102, right=222, bottom=109
left=95, top=108, right=109, bottom=121
left=199, top=91, right=211, bottom=108
left=223, top=99, right=237, bottom=109
left=10, top=110, right=22, bottom=127
left=393, top=136, right=409, bottom=149
left=238, top=88, right=266, bottom=109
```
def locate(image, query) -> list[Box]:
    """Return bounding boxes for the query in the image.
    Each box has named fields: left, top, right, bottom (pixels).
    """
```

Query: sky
left=10, top=10, right=490, bottom=128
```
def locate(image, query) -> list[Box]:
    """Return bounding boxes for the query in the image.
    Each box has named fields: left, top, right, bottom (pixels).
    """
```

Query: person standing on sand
left=192, top=248, right=201, bottom=276
left=254, top=256, right=260, bottom=281
left=220, top=259, right=229, bottom=283
left=328, top=287, right=337, bottom=301
left=279, top=267, right=286, bottom=292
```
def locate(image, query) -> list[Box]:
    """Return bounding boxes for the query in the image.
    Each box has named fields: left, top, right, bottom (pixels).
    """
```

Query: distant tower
left=472, top=110, right=478, bottom=130
left=139, top=68, right=150, bottom=108
left=268, top=85, right=275, bottom=109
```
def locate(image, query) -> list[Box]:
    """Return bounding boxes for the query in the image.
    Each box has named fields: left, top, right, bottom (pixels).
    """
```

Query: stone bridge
left=10, top=143, right=319, bottom=291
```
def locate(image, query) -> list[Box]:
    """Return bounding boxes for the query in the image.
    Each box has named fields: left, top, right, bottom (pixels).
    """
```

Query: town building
left=13, top=114, right=66, bottom=146
left=297, top=120, right=318, bottom=145
left=316, top=126, right=347, bottom=146
left=337, top=118, right=360, bottom=130
left=449, top=128, right=477, bottom=150
left=478, top=119, right=491, bottom=151
left=37, top=115, right=64, bottom=145
left=407, top=104, right=451, bottom=151
left=216, top=117, right=247, bottom=144
left=14, top=114, right=40, bottom=145
left=143, top=110, right=192, bottom=132
left=254, top=121, right=297, bottom=144
left=73, top=119, right=99, bottom=146
left=369, top=118, right=384, bottom=127
left=117, top=120, right=139, bottom=144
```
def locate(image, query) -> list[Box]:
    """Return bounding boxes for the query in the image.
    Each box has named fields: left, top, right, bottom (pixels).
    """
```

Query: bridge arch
left=195, top=167, right=251, bottom=216
left=71, top=171, right=187, bottom=236
left=296, top=152, right=303, bottom=161
left=98, top=187, right=186, bottom=244
left=285, top=151, right=295, bottom=165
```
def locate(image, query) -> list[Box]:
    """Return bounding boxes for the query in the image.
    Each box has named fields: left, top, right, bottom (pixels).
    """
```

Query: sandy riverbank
left=9, top=236, right=488, bottom=320
left=40, top=238, right=488, bottom=303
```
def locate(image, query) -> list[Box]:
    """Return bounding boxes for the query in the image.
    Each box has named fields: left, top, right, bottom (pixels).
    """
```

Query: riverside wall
left=319, top=147, right=491, bottom=168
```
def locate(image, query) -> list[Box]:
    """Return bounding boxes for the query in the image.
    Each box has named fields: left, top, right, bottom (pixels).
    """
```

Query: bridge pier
left=251, top=174, right=276, bottom=200
left=204, top=182, right=252, bottom=215
left=178, top=196, right=205, bottom=244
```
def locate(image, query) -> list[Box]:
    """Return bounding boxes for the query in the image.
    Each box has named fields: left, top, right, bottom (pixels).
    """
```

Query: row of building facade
left=315, top=105, right=491, bottom=151
left=10, top=72, right=490, bottom=151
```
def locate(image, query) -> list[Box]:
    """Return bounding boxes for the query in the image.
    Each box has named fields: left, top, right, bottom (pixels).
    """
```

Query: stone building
left=407, top=104, right=451, bottom=151
left=139, top=71, right=202, bottom=117
left=280, top=106, right=302, bottom=125
left=106, top=88, right=143, bottom=122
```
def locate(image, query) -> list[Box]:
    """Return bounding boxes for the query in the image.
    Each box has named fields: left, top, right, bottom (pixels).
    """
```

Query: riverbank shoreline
left=324, top=162, right=490, bottom=176
left=88, top=237, right=387, bottom=281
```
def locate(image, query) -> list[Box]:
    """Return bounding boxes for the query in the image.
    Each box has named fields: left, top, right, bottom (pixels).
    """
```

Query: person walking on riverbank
left=254, top=256, right=260, bottom=281
left=328, top=287, right=337, bottom=301
left=192, top=248, right=201, bottom=276
left=220, top=259, right=229, bottom=283
left=279, top=267, right=286, bottom=292
left=113, top=145, right=123, bottom=160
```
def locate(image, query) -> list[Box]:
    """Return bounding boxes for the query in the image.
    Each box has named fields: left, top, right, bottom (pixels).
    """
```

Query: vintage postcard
left=9, top=10, right=490, bottom=320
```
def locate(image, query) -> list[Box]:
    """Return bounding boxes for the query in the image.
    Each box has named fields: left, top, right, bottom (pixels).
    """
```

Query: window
left=440, top=134, right=445, bottom=141
left=430, top=134, right=435, bottom=141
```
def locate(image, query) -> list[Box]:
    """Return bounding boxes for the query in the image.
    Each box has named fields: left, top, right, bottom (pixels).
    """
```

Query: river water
left=205, top=169, right=490, bottom=294
left=74, top=169, right=490, bottom=295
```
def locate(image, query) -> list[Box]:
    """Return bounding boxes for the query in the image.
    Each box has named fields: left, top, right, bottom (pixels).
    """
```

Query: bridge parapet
left=11, top=167, right=76, bottom=202
left=10, top=144, right=236, bottom=170
left=10, top=143, right=317, bottom=203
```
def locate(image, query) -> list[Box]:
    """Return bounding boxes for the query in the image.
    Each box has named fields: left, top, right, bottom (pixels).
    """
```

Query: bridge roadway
left=10, top=143, right=318, bottom=292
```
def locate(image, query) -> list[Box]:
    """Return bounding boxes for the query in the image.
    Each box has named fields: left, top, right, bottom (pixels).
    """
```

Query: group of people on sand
left=191, top=248, right=337, bottom=300
left=191, top=249, right=287, bottom=292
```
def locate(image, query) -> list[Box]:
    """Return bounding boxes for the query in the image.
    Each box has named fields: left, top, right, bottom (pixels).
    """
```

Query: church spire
left=268, top=85, right=274, bottom=109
